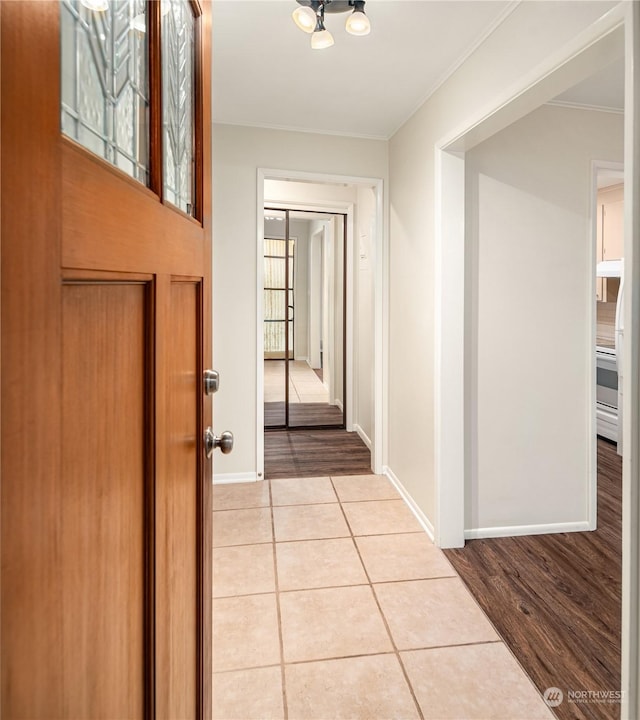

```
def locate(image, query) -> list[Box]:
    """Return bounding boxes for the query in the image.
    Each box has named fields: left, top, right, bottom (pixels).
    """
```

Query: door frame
left=257, top=169, right=386, bottom=476
left=591, top=159, right=625, bottom=528
left=434, top=2, right=639, bottom=716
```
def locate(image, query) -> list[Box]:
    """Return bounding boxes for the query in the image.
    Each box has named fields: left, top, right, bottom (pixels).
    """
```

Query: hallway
left=264, top=428, right=371, bottom=479
left=212, top=475, right=553, bottom=720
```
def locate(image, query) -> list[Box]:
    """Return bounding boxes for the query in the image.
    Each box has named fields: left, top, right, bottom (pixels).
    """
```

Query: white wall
left=308, top=221, right=325, bottom=370
left=331, top=217, right=344, bottom=408
left=466, top=104, right=624, bottom=532
left=356, top=186, right=376, bottom=445
left=293, top=222, right=309, bottom=361
left=388, top=0, right=617, bottom=525
left=212, top=124, right=387, bottom=478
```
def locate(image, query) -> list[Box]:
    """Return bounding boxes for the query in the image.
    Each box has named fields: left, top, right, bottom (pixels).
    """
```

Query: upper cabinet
left=596, top=183, right=624, bottom=302
left=598, top=183, right=624, bottom=260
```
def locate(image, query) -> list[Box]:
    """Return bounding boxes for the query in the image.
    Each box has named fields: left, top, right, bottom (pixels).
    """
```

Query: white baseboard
left=335, top=398, right=344, bottom=412
left=354, top=423, right=372, bottom=450
left=464, top=519, right=592, bottom=540
left=383, top=466, right=435, bottom=542
left=213, top=472, right=259, bottom=485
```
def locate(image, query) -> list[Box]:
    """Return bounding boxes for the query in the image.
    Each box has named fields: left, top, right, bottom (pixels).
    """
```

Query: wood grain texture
left=62, top=139, right=205, bottom=276
left=198, top=7, right=214, bottom=714
left=265, top=429, right=372, bottom=479
left=445, top=438, right=622, bottom=720
left=265, top=401, right=344, bottom=428
left=61, top=282, right=147, bottom=717
left=2, top=0, right=213, bottom=715
left=156, top=281, right=198, bottom=719
left=1, top=1, right=64, bottom=714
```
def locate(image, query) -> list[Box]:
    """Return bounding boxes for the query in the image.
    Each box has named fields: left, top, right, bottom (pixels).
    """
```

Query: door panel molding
left=1, top=0, right=213, bottom=715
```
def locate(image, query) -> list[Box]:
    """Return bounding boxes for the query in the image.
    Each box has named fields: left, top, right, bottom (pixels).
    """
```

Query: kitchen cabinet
left=596, top=183, right=624, bottom=301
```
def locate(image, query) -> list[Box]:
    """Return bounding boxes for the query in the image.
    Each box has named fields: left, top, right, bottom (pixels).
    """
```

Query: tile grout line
left=268, top=479, right=289, bottom=720
left=212, top=639, right=506, bottom=676
left=213, top=478, right=529, bottom=718
left=329, top=477, right=426, bottom=720
left=213, top=527, right=427, bottom=550
left=214, top=573, right=459, bottom=600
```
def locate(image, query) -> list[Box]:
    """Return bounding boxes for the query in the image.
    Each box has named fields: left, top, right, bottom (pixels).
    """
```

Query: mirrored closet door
left=263, top=208, right=346, bottom=430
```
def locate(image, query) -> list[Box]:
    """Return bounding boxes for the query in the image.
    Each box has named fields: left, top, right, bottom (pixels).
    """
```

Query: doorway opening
left=257, top=169, right=386, bottom=481
left=439, top=18, right=629, bottom=719
left=263, top=208, right=347, bottom=431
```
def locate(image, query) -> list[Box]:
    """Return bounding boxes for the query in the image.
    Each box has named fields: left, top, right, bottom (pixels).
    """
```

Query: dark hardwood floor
left=264, top=428, right=371, bottom=479
left=265, top=401, right=343, bottom=428
left=444, top=438, right=622, bottom=720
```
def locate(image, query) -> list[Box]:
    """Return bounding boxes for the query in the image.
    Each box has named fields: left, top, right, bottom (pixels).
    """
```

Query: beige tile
left=279, top=585, right=393, bottom=662
left=374, top=578, right=499, bottom=650
left=402, top=644, right=554, bottom=719
left=286, top=654, right=420, bottom=720
left=213, top=508, right=273, bottom=547
left=276, top=538, right=367, bottom=591
left=355, top=533, right=456, bottom=583
left=213, top=666, right=284, bottom=720
left=213, top=594, right=280, bottom=672
left=273, top=504, right=349, bottom=542
left=342, top=500, right=422, bottom=536
left=271, top=476, right=336, bottom=506
left=213, top=481, right=270, bottom=511
left=214, top=544, right=275, bottom=597
left=332, top=474, right=399, bottom=502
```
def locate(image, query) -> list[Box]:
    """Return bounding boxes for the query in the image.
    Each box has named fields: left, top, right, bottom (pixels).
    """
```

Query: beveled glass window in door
left=61, top=0, right=150, bottom=184
left=162, top=0, right=196, bottom=216
left=60, top=0, right=201, bottom=220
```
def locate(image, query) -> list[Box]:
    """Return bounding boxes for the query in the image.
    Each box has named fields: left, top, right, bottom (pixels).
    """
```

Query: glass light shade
left=345, top=10, right=370, bottom=36
left=292, top=7, right=317, bottom=34
left=81, top=0, right=109, bottom=10
left=311, top=28, right=334, bottom=49
left=130, top=12, right=146, bottom=32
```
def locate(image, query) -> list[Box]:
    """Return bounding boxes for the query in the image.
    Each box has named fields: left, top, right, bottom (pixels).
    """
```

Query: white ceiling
left=213, top=1, right=624, bottom=139
left=552, top=56, right=624, bottom=112
left=212, top=0, right=515, bottom=139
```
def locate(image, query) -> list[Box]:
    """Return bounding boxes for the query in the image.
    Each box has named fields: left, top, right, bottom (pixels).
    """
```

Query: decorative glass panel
left=162, top=0, right=195, bottom=215
left=60, top=0, right=149, bottom=184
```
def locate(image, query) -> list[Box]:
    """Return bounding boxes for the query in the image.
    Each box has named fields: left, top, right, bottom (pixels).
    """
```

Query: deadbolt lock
left=204, top=369, right=220, bottom=395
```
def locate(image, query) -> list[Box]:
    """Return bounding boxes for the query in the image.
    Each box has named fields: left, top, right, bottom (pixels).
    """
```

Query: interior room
left=210, top=3, right=638, bottom=720
left=443, top=58, right=625, bottom=720
left=4, top=2, right=640, bottom=719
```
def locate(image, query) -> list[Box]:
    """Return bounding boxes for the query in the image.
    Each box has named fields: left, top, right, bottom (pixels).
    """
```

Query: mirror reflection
left=263, top=208, right=345, bottom=429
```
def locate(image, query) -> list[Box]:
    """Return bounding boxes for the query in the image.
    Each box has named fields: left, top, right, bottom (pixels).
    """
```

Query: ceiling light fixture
left=311, top=11, right=334, bottom=50
left=345, top=0, right=370, bottom=36
left=292, top=1, right=371, bottom=49
left=292, top=6, right=317, bottom=33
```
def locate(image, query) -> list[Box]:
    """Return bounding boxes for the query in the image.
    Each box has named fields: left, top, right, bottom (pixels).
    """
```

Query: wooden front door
left=1, top=1, right=212, bottom=717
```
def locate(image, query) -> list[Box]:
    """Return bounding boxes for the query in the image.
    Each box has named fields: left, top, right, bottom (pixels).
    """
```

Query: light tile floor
left=213, top=474, right=555, bottom=720
left=264, top=360, right=329, bottom=404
